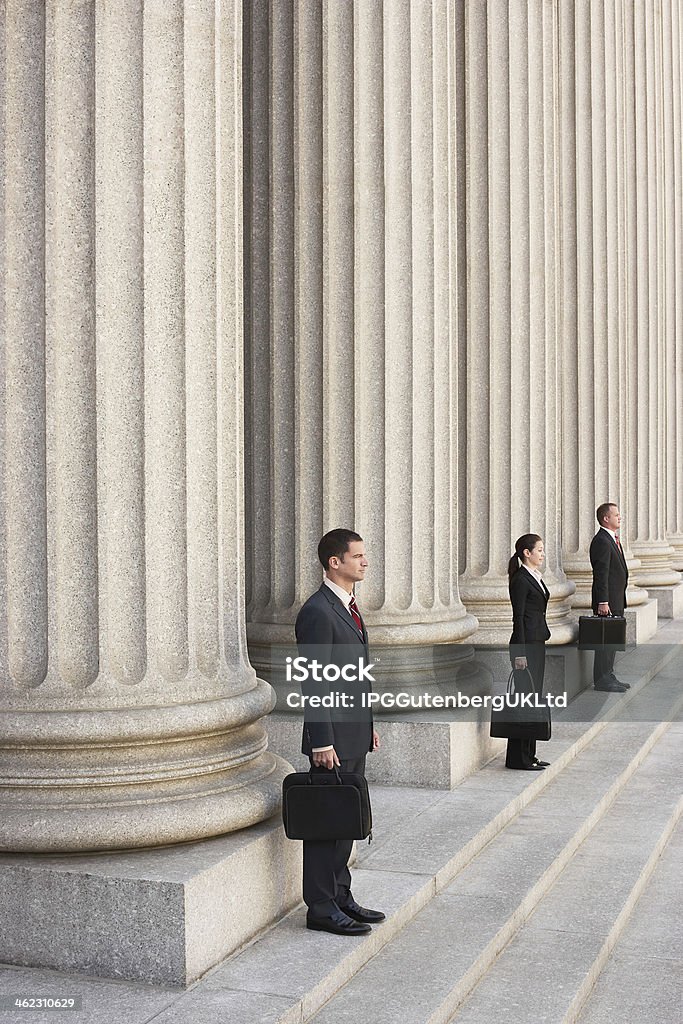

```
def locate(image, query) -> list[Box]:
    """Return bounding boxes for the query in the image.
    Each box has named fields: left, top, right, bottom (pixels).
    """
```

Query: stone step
left=448, top=726, right=683, bottom=1024
left=305, top=678, right=683, bottom=1024
left=145, top=648, right=683, bottom=1023
left=2, top=635, right=679, bottom=1021
left=576, top=814, right=683, bottom=1024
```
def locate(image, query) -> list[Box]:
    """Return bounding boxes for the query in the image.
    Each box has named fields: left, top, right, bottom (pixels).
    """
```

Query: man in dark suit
left=589, top=502, right=630, bottom=692
left=295, top=528, right=384, bottom=936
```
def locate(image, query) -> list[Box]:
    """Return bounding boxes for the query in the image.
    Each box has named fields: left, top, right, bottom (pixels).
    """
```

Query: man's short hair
left=318, top=529, right=363, bottom=570
left=596, top=502, right=617, bottom=525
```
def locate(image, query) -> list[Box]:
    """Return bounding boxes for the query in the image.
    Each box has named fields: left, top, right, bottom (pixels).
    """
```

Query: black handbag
left=578, top=614, right=627, bottom=651
left=282, top=766, right=372, bottom=841
left=490, top=668, right=552, bottom=741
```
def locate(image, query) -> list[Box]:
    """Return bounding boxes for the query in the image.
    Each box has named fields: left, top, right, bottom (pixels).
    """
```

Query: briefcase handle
left=308, top=765, right=344, bottom=785
left=506, top=667, right=538, bottom=696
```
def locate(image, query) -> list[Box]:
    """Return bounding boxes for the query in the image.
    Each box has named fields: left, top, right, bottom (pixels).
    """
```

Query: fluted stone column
left=0, top=0, right=287, bottom=854
left=562, top=0, right=650, bottom=624
left=630, top=0, right=682, bottom=610
left=244, top=0, right=477, bottom=688
left=666, top=0, right=683, bottom=569
left=458, top=0, right=575, bottom=645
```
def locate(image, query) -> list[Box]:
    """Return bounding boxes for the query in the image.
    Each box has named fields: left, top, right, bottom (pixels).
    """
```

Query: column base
left=643, top=582, right=683, bottom=619
left=266, top=645, right=593, bottom=788
left=630, top=542, right=681, bottom=588
left=267, top=710, right=504, bottom=789
left=0, top=813, right=301, bottom=986
left=460, top=576, right=577, bottom=646
left=565, top=561, right=649, bottom=611
left=251, top=637, right=479, bottom=710
left=668, top=533, right=683, bottom=572
left=0, top=685, right=290, bottom=853
left=624, top=599, right=660, bottom=642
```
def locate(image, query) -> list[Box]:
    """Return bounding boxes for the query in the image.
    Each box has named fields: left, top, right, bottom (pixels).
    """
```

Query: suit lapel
left=523, top=567, right=548, bottom=600
left=321, top=584, right=365, bottom=642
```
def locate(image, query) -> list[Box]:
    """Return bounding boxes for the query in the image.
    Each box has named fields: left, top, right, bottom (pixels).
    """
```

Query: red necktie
left=349, top=595, right=363, bottom=634
left=615, top=534, right=622, bottom=553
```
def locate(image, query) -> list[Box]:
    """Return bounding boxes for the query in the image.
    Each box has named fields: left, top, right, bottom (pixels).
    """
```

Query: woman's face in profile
left=525, top=540, right=545, bottom=570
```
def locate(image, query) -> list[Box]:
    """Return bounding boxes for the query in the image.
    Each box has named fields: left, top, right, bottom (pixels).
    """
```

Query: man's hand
left=514, top=657, right=527, bottom=670
left=312, top=747, right=340, bottom=769
left=597, top=602, right=611, bottom=616
left=372, top=729, right=380, bottom=752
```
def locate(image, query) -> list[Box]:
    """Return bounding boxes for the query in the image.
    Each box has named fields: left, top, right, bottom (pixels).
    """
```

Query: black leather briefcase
left=490, top=669, right=552, bottom=741
left=282, top=767, right=372, bottom=841
left=578, top=615, right=627, bottom=651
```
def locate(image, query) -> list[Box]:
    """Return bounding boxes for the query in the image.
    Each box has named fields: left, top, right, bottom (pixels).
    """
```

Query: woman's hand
left=514, top=656, right=527, bottom=670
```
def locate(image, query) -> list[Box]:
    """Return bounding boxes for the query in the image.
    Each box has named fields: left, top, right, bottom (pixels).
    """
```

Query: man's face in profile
left=329, top=541, right=368, bottom=587
left=603, top=505, right=621, bottom=531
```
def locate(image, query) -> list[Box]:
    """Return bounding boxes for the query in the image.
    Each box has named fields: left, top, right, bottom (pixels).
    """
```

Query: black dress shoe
left=306, top=908, right=371, bottom=935
left=534, top=759, right=550, bottom=767
left=338, top=899, right=386, bottom=924
left=595, top=680, right=627, bottom=692
left=609, top=674, right=630, bottom=689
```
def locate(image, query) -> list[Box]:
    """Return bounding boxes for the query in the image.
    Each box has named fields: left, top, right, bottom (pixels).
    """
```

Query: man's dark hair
left=596, top=502, right=617, bottom=525
left=318, top=529, right=363, bottom=570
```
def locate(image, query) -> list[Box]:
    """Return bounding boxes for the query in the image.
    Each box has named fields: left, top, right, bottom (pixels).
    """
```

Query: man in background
left=590, top=503, right=630, bottom=692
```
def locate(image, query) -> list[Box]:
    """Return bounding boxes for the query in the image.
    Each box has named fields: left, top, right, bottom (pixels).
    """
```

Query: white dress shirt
left=522, top=563, right=547, bottom=591
left=323, top=577, right=354, bottom=611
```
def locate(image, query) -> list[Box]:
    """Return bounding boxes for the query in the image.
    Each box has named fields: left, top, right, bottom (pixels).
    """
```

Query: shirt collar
left=324, top=577, right=353, bottom=609
left=522, top=563, right=545, bottom=586
left=601, top=526, right=617, bottom=541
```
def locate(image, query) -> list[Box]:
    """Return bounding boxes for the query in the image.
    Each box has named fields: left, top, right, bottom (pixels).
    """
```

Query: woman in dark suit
left=506, top=533, right=551, bottom=770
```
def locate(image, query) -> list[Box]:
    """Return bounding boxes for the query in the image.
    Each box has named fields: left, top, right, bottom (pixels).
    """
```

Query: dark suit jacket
left=509, top=567, right=551, bottom=651
left=294, top=584, right=373, bottom=759
left=590, top=528, right=628, bottom=614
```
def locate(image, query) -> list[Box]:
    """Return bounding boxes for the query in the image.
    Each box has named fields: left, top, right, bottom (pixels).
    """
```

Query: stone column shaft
left=0, top=0, right=287, bottom=854
left=666, top=0, right=683, bottom=567
left=245, top=0, right=477, bottom=682
left=459, top=0, right=575, bottom=643
left=630, top=0, right=681, bottom=591
left=563, top=0, right=648, bottom=612
left=4, top=1, right=48, bottom=688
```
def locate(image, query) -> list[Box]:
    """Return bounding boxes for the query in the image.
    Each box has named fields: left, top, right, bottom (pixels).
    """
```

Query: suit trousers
left=593, top=646, right=616, bottom=685
left=506, top=644, right=546, bottom=769
left=592, top=618, right=620, bottom=685
left=303, top=754, right=367, bottom=916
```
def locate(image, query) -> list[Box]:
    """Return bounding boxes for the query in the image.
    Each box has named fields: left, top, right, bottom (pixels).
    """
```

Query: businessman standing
left=295, top=528, right=384, bottom=936
left=589, top=502, right=630, bottom=692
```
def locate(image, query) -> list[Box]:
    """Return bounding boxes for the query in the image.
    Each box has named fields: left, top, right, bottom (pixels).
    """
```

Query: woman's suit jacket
left=509, top=567, right=551, bottom=651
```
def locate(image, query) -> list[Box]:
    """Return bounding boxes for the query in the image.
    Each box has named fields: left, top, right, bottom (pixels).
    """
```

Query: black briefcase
left=490, top=669, right=552, bottom=741
left=282, top=767, right=372, bottom=841
left=578, top=614, right=627, bottom=651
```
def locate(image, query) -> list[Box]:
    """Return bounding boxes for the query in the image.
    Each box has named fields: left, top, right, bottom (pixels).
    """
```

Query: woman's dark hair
left=507, top=533, right=543, bottom=579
